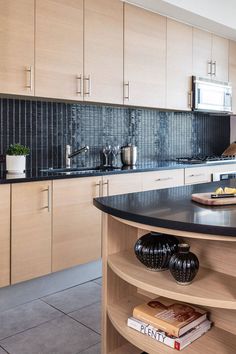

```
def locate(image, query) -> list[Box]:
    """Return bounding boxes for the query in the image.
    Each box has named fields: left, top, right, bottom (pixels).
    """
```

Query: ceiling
left=122, top=0, right=236, bottom=41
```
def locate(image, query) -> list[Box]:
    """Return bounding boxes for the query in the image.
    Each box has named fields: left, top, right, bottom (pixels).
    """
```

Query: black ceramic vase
left=134, top=232, right=179, bottom=271
left=169, top=243, right=199, bottom=285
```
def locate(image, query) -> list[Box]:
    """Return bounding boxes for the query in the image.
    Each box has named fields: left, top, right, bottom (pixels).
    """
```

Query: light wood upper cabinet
left=0, top=0, right=34, bottom=96
left=124, top=4, right=166, bottom=108
left=193, top=28, right=229, bottom=81
left=166, top=19, right=192, bottom=111
left=84, top=0, right=123, bottom=104
left=0, top=185, right=10, bottom=288
left=193, top=28, right=212, bottom=78
left=229, top=40, right=236, bottom=114
left=11, top=182, right=52, bottom=284
left=35, top=0, right=83, bottom=100
left=52, top=177, right=102, bottom=272
left=212, top=35, right=229, bottom=82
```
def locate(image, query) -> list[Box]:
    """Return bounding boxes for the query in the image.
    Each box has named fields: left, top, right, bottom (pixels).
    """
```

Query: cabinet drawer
left=185, top=167, right=211, bottom=185
left=142, top=169, right=184, bottom=191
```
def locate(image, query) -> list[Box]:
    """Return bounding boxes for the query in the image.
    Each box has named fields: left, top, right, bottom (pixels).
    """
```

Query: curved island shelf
left=94, top=181, right=236, bottom=354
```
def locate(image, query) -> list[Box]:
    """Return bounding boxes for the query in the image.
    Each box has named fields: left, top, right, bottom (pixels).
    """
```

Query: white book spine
left=127, top=317, right=211, bottom=351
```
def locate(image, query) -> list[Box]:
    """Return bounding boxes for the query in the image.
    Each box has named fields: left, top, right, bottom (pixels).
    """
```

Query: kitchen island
left=94, top=180, right=236, bottom=354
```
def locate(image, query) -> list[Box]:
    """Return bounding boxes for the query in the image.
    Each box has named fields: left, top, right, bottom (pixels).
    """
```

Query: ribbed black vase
left=169, top=243, right=199, bottom=285
left=134, top=232, right=179, bottom=271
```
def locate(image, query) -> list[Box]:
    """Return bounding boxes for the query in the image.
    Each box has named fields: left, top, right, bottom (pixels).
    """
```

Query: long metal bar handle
left=207, top=60, right=212, bottom=75
left=188, top=91, right=193, bottom=108
left=103, top=180, right=109, bottom=196
left=212, top=61, right=216, bottom=76
left=26, top=66, right=33, bottom=91
left=42, top=186, right=51, bottom=212
left=76, top=75, right=82, bottom=96
left=124, top=81, right=130, bottom=100
left=95, top=180, right=103, bottom=197
left=84, top=75, right=91, bottom=96
left=155, top=177, right=173, bottom=182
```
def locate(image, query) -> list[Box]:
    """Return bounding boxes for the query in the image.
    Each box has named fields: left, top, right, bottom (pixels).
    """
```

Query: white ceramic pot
left=6, top=155, right=26, bottom=174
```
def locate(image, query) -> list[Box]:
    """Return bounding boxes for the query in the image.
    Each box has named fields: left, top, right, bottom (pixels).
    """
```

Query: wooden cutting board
left=191, top=193, right=236, bottom=206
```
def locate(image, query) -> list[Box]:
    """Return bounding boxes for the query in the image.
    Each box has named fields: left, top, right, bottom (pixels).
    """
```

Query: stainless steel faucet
left=65, top=145, right=89, bottom=168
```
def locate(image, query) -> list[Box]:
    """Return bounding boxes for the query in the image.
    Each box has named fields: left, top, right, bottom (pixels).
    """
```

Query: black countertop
left=94, top=179, right=236, bottom=237
left=1, top=160, right=236, bottom=184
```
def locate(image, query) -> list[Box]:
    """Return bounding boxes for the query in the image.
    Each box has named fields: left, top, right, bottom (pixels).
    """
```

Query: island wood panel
left=0, top=0, right=34, bottom=96
left=35, top=0, right=83, bottom=100
left=166, top=19, right=193, bottom=111
left=212, top=35, right=229, bottom=82
left=11, top=182, right=52, bottom=284
left=0, top=185, right=10, bottom=287
left=52, top=177, right=102, bottom=272
left=124, top=4, right=166, bottom=108
left=229, top=40, right=236, bottom=114
left=84, top=0, right=123, bottom=104
left=107, top=294, right=236, bottom=354
left=193, top=28, right=212, bottom=77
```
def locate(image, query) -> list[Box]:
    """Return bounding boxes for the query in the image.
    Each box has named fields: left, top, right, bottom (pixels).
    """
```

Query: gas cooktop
left=176, top=155, right=236, bottom=164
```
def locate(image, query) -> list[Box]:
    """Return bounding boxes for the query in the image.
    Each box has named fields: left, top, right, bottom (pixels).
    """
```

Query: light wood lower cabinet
left=185, top=164, right=236, bottom=185
left=11, top=182, right=52, bottom=284
left=229, top=40, right=236, bottom=114
left=142, top=169, right=184, bottom=191
left=52, top=177, right=102, bottom=272
left=0, top=185, right=10, bottom=287
left=103, top=173, right=143, bottom=196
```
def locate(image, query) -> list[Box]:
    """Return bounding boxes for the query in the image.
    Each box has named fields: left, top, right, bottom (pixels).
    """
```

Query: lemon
left=224, top=187, right=236, bottom=194
left=215, top=187, right=224, bottom=194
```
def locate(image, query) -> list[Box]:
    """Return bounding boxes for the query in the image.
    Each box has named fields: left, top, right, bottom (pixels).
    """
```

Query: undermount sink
left=41, top=167, right=101, bottom=175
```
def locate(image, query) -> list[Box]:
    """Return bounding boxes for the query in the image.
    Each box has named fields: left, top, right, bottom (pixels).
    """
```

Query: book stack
left=127, top=297, right=212, bottom=351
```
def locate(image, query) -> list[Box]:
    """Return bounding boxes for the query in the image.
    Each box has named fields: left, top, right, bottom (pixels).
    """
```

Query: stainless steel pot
left=121, top=144, right=137, bottom=166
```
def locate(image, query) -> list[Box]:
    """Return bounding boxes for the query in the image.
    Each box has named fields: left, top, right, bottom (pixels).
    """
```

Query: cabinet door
left=35, top=0, right=83, bottom=100
left=124, top=4, right=166, bottom=108
left=142, top=169, right=184, bottom=191
left=193, top=28, right=212, bottom=78
left=53, top=177, right=102, bottom=272
left=229, top=40, right=236, bottom=114
left=84, top=0, right=123, bottom=104
left=11, top=182, right=52, bottom=284
left=166, top=19, right=192, bottom=111
left=212, top=35, right=229, bottom=82
left=0, top=0, right=34, bottom=96
left=104, top=173, right=143, bottom=196
left=0, top=185, right=10, bottom=287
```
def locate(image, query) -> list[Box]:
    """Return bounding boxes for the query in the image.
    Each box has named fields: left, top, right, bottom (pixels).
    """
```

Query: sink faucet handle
left=66, top=145, right=72, bottom=168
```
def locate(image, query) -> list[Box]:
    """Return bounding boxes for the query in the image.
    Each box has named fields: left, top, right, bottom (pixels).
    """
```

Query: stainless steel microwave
left=192, top=76, right=232, bottom=114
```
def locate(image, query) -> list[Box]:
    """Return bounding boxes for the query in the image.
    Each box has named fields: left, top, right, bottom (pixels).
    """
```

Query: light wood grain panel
left=142, top=169, right=184, bottom=191
left=229, top=40, right=236, bottom=114
left=35, top=0, right=83, bottom=100
left=104, top=173, right=143, bottom=196
left=212, top=35, right=229, bottom=82
left=107, top=295, right=236, bottom=354
left=0, top=0, right=34, bottom=96
left=11, top=182, right=52, bottom=284
left=108, top=249, right=236, bottom=309
left=124, top=4, right=166, bottom=108
left=0, top=185, right=10, bottom=287
left=193, top=28, right=212, bottom=78
left=84, top=0, right=123, bottom=104
left=185, top=166, right=212, bottom=185
left=52, top=177, right=102, bottom=272
left=166, top=19, right=192, bottom=111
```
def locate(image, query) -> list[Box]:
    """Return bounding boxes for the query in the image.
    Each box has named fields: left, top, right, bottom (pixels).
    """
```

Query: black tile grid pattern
left=0, top=98, right=230, bottom=170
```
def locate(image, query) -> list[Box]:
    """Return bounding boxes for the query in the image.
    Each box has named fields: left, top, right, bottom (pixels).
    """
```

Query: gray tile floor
left=0, top=279, right=102, bottom=354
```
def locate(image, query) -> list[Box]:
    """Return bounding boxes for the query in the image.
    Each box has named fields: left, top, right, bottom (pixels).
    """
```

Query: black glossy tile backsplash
left=0, top=98, right=230, bottom=169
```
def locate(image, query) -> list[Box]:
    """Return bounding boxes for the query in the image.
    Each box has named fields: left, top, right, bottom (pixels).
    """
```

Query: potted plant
left=6, top=143, right=30, bottom=174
